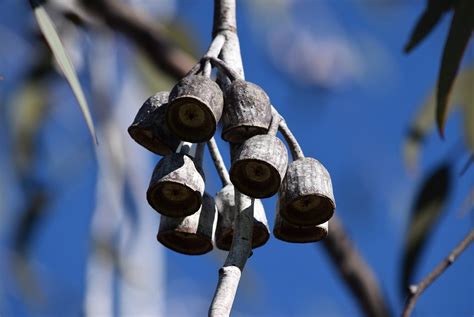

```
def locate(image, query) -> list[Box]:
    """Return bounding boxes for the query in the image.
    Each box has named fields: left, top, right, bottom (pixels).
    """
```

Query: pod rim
left=167, top=95, right=217, bottom=143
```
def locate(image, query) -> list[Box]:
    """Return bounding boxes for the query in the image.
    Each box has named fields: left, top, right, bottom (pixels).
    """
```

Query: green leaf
left=462, top=89, right=474, bottom=154
left=30, top=0, right=97, bottom=144
left=404, top=0, right=453, bottom=53
left=401, top=163, right=451, bottom=294
left=436, top=0, right=474, bottom=137
left=404, top=66, right=474, bottom=171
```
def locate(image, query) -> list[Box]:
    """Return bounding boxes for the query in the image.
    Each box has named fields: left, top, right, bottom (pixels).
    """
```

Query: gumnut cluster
left=128, top=56, right=336, bottom=255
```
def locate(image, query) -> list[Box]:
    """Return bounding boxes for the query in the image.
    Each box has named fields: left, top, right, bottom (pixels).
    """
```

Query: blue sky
left=0, top=0, right=473, bottom=316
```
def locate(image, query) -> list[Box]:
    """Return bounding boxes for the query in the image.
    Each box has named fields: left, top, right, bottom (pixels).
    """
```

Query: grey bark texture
left=167, top=75, right=224, bottom=143
left=230, top=134, right=288, bottom=198
left=215, top=184, right=269, bottom=251
left=157, top=193, right=217, bottom=255
left=221, top=79, right=272, bottom=143
left=147, top=153, right=205, bottom=217
left=279, top=157, right=335, bottom=226
left=209, top=1, right=256, bottom=315
left=128, top=91, right=180, bottom=156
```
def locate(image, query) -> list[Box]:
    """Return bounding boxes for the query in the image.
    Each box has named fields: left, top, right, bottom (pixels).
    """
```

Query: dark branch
left=79, top=0, right=195, bottom=79
left=401, top=229, right=474, bottom=317
left=322, top=216, right=392, bottom=317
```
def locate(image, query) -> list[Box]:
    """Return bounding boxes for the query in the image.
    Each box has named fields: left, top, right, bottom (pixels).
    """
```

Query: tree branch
left=401, top=228, right=474, bottom=317
left=322, top=215, right=392, bottom=317
left=79, top=0, right=195, bottom=79
left=207, top=137, right=231, bottom=187
left=208, top=1, right=254, bottom=316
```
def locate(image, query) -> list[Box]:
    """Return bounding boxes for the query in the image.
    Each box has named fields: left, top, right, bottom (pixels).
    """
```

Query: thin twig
left=401, top=229, right=474, bottom=317
left=322, top=215, right=392, bottom=317
left=194, top=143, right=205, bottom=168
left=271, top=106, right=304, bottom=160
left=207, top=138, right=231, bottom=187
left=203, top=34, right=226, bottom=77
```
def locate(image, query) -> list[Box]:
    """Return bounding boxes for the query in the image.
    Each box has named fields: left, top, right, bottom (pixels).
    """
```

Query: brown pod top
left=273, top=200, right=328, bottom=243
left=221, top=79, right=272, bottom=144
left=230, top=134, right=288, bottom=198
left=279, top=157, right=335, bottom=226
left=167, top=75, right=224, bottom=143
left=214, top=184, right=269, bottom=250
left=157, top=193, right=216, bottom=255
left=147, top=153, right=205, bottom=217
left=128, top=91, right=180, bottom=155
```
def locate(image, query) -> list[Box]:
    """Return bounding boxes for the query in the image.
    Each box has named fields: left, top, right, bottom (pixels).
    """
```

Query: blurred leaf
left=401, top=163, right=452, bottom=294
left=11, top=253, right=46, bottom=306
left=162, top=21, right=199, bottom=58
left=404, top=0, right=453, bottom=53
left=436, top=0, right=474, bottom=137
left=92, top=237, right=139, bottom=287
left=29, top=0, right=97, bottom=144
left=404, top=66, right=474, bottom=171
left=14, top=188, right=49, bottom=253
left=11, top=187, right=49, bottom=306
left=458, top=187, right=474, bottom=217
left=134, top=52, right=175, bottom=93
left=462, top=88, right=474, bottom=153
left=10, top=82, right=48, bottom=176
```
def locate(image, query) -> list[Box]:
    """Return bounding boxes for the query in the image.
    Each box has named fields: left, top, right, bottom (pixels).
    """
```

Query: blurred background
left=0, top=0, right=473, bottom=316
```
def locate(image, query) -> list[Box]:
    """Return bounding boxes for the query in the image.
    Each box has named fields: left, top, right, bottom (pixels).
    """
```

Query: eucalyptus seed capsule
left=221, top=79, right=272, bottom=144
left=167, top=75, right=224, bottom=143
left=279, top=157, right=335, bottom=226
left=230, top=134, right=288, bottom=198
left=157, top=193, right=216, bottom=255
left=128, top=92, right=180, bottom=155
left=214, top=184, right=269, bottom=250
left=147, top=153, right=205, bottom=217
left=273, top=200, right=328, bottom=243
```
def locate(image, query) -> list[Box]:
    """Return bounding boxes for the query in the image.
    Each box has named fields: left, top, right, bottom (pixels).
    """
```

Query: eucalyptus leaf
left=462, top=92, right=474, bottom=154
left=30, top=0, right=97, bottom=144
left=404, top=66, right=474, bottom=171
left=404, top=0, right=453, bottom=53
left=436, top=0, right=474, bottom=137
left=401, top=163, right=451, bottom=295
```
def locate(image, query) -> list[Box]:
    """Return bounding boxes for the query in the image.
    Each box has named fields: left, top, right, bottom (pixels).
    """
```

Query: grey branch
left=271, top=106, right=304, bottom=160
left=401, top=229, right=474, bottom=317
left=208, top=0, right=254, bottom=316
left=207, top=138, right=231, bottom=187
left=322, top=216, right=392, bottom=317
left=79, top=0, right=195, bottom=79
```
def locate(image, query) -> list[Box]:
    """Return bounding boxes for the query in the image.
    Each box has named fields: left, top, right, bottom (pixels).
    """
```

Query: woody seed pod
left=230, top=134, right=288, bottom=198
left=167, top=75, right=224, bottom=143
left=147, top=153, right=205, bottom=217
left=273, top=200, right=328, bottom=243
left=221, top=79, right=272, bottom=143
left=214, top=184, right=269, bottom=250
left=279, top=157, right=335, bottom=226
left=157, top=193, right=217, bottom=255
left=128, top=92, right=180, bottom=155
